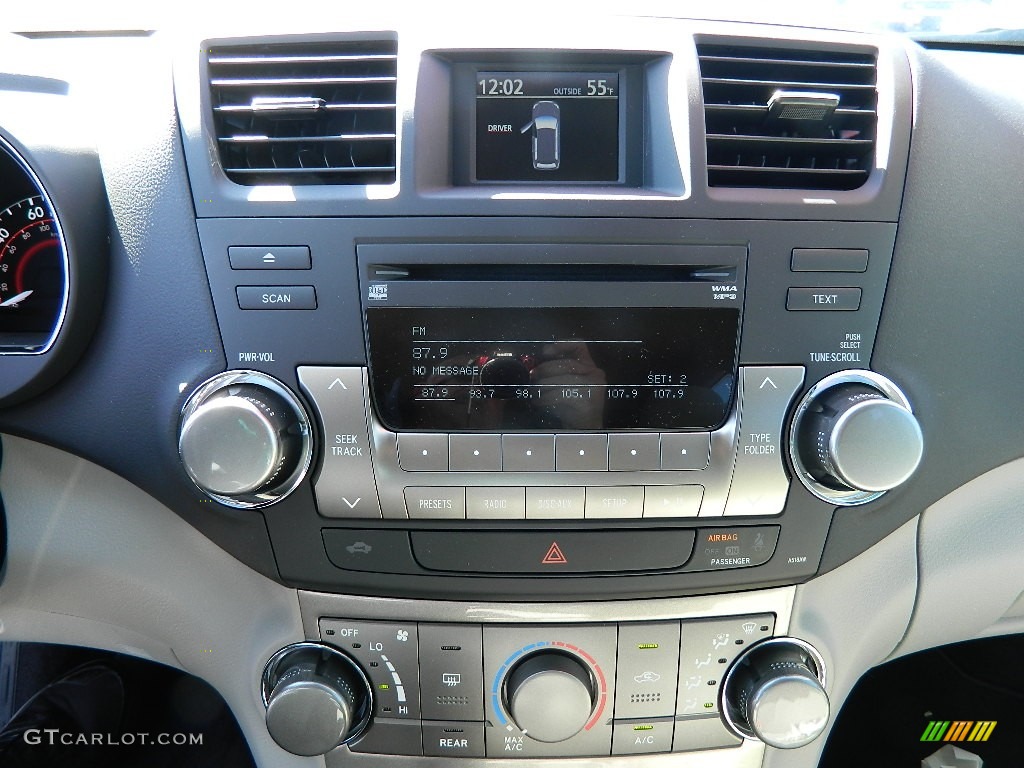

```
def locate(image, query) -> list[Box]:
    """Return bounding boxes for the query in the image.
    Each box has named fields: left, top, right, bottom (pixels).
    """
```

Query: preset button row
left=405, top=485, right=705, bottom=520
left=398, top=432, right=711, bottom=473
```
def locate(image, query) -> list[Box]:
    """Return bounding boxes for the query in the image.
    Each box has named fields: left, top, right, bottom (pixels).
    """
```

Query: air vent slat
left=209, top=53, right=397, bottom=65
left=705, top=104, right=873, bottom=118
left=226, top=166, right=397, bottom=174
left=215, top=102, right=394, bottom=113
left=220, top=133, right=396, bottom=144
left=698, top=42, right=877, bottom=191
left=699, top=54, right=874, bottom=71
left=211, top=75, right=397, bottom=87
left=708, top=134, right=872, bottom=147
left=208, top=38, right=397, bottom=186
left=702, top=76, right=874, bottom=91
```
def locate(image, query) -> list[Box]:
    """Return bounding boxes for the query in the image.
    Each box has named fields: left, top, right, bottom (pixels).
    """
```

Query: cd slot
left=369, top=262, right=737, bottom=284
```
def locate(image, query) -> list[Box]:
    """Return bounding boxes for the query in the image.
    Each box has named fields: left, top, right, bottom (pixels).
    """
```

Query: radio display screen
left=475, top=71, right=619, bottom=182
left=366, top=307, right=738, bottom=431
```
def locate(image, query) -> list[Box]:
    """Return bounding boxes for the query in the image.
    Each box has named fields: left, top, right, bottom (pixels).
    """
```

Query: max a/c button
left=786, top=287, right=861, bottom=311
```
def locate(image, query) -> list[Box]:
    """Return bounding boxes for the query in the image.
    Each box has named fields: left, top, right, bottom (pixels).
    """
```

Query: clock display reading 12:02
left=475, top=71, right=619, bottom=182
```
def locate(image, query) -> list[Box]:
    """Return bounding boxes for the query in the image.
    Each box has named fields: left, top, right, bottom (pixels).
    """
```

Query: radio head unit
left=360, top=244, right=744, bottom=433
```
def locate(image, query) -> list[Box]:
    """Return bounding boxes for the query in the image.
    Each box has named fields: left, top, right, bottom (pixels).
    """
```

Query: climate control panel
left=286, top=614, right=781, bottom=759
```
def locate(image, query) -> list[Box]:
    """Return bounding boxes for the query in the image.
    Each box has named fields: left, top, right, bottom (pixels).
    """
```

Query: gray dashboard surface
left=820, top=47, right=1024, bottom=572
left=0, top=36, right=1019, bottom=590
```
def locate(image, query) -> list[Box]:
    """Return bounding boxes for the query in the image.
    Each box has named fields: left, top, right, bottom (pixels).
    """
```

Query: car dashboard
left=0, top=9, right=1023, bottom=768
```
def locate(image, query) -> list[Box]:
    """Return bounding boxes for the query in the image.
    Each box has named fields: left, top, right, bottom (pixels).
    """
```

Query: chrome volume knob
left=503, top=651, right=596, bottom=743
left=790, top=370, right=923, bottom=505
left=262, top=643, right=373, bottom=757
left=722, top=637, right=830, bottom=750
left=179, top=370, right=312, bottom=507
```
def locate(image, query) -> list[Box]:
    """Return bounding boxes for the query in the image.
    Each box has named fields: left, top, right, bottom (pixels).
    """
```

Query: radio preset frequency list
left=366, top=307, right=739, bottom=431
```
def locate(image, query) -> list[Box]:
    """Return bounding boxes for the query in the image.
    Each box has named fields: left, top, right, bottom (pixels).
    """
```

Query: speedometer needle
left=0, top=290, right=33, bottom=307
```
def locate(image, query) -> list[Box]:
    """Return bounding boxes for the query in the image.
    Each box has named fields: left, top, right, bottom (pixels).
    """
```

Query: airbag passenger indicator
left=475, top=71, right=619, bottom=182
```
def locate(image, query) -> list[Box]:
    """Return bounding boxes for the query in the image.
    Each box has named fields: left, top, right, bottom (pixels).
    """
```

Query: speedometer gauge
left=0, top=138, right=68, bottom=353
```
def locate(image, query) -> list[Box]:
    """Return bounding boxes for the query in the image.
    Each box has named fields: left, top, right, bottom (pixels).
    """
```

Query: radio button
left=236, top=285, right=317, bottom=310
left=608, top=434, right=660, bottom=471
left=660, top=433, right=711, bottom=471
left=502, top=434, right=556, bottom=472
left=786, top=287, right=862, bottom=311
left=405, top=487, right=466, bottom=519
left=449, top=434, right=502, bottom=472
left=585, top=487, right=644, bottom=519
left=466, top=487, right=526, bottom=519
left=229, top=245, right=311, bottom=270
left=724, top=367, right=804, bottom=517
left=526, top=487, right=585, bottom=519
left=791, top=247, right=869, bottom=273
left=643, top=486, right=703, bottom=518
left=555, top=434, right=609, bottom=472
left=398, top=434, right=449, bottom=472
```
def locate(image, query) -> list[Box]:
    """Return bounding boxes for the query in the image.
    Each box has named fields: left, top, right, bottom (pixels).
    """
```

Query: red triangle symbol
left=542, top=541, right=568, bottom=565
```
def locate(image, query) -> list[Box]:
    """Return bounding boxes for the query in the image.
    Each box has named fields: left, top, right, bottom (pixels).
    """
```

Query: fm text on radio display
left=366, top=307, right=739, bottom=431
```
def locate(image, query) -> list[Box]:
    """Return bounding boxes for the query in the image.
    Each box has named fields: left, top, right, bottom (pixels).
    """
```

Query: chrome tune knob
left=790, top=370, right=923, bottom=505
left=722, top=637, right=829, bottom=749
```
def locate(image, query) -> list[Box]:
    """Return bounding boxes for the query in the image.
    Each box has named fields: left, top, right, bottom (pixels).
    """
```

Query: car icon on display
left=521, top=100, right=560, bottom=170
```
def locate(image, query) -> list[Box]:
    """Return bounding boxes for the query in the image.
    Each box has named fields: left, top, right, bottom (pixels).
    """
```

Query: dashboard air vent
left=697, top=43, right=877, bottom=190
left=208, top=39, right=397, bottom=185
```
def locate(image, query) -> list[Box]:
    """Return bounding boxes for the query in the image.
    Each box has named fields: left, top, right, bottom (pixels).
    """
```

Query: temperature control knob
left=262, top=643, right=372, bottom=757
left=504, top=651, right=596, bottom=743
left=722, top=637, right=829, bottom=750
left=179, top=371, right=312, bottom=508
left=790, top=371, right=923, bottom=505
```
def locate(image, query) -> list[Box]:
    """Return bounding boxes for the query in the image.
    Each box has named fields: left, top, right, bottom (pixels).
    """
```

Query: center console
left=167, top=18, right=917, bottom=765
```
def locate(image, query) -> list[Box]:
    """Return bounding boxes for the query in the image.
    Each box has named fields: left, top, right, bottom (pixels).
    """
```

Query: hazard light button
left=409, top=529, right=696, bottom=575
